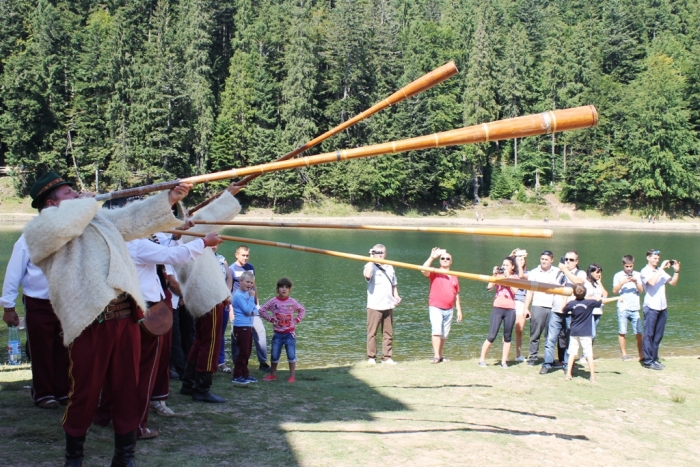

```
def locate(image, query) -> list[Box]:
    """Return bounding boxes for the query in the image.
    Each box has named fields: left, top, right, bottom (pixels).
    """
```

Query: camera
left=669, top=260, right=676, bottom=267
left=560, top=256, right=566, bottom=265
left=496, top=266, right=505, bottom=274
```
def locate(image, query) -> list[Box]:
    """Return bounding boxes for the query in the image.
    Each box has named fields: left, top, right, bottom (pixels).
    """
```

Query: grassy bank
left=1, top=356, right=699, bottom=466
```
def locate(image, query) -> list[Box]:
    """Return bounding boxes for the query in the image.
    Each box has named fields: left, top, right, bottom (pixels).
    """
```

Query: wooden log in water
left=192, top=220, right=554, bottom=239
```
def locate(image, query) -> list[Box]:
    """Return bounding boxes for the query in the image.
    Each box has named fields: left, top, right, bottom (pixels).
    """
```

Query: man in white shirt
left=523, top=250, right=560, bottom=366
left=612, top=255, right=644, bottom=361
left=640, top=249, right=680, bottom=370
left=540, top=250, right=586, bottom=374
left=364, top=244, right=401, bottom=365
left=1, top=234, right=68, bottom=409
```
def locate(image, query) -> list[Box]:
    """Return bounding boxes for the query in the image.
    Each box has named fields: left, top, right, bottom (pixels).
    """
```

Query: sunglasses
left=565, top=258, right=577, bottom=262
left=440, top=257, right=452, bottom=261
left=541, top=251, right=553, bottom=257
left=652, top=250, right=660, bottom=255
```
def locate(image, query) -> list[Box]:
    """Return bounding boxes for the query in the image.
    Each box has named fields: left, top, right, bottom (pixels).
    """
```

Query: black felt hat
left=29, top=172, right=73, bottom=209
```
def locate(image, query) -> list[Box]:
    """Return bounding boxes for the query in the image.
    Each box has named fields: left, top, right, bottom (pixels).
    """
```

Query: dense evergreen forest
left=1, top=0, right=699, bottom=213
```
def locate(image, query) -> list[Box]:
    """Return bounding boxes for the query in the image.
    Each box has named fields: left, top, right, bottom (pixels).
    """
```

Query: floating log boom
left=193, top=220, right=554, bottom=239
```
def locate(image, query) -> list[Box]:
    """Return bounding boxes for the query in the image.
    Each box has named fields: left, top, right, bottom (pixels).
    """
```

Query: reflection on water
left=1, top=225, right=698, bottom=367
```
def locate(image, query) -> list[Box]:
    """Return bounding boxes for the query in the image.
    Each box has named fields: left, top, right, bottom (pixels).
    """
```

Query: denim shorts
left=429, top=306, right=453, bottom=338
left=271, top=332, right=297, bottom=363
left=618, top=309, right=643, bottom=335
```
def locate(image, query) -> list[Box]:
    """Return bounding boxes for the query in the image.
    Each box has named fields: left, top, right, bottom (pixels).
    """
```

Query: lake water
left=1, top=225, right=697, bottom=367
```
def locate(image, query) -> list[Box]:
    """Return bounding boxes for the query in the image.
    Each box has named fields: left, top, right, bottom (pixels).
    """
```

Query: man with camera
left=612, top=255, right=644, bottom=361
left=364, top=244, right=401, bottom=364
left=540, top=251, right=586, bottom=374
left=640, top=249, right=680, bottom=370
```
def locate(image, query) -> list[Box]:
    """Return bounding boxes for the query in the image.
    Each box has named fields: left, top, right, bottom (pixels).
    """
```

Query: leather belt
left=95, top=294, right=132, bottom=323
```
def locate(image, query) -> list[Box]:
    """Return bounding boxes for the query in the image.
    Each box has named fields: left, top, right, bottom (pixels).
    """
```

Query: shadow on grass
left=412, top=403, right=556, bottom=419
left=289, top=424, right=588, bottom=441
left=371, top=383, right=492, bottom=389
left=0, top=365, right=410, bottom=466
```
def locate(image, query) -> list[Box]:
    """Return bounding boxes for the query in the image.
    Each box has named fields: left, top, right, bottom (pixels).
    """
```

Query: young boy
left=563, top=284, right=618, bottom=382
left=258, top=278, right=306, bottom=383
left=232, top=271, right=258, bottom=385
left=612, top=255, right=644, bottom=361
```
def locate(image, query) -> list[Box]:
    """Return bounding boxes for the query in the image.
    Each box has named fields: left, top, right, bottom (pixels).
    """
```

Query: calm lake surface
left=1, top=225, right=698, bottom=367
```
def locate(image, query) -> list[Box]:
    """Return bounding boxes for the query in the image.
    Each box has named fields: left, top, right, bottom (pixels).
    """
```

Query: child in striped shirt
left=259, top=278, right=306, bottom=383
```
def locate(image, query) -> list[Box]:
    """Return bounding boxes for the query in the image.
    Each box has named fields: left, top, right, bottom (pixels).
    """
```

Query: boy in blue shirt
left=563, top=284, right=618, bottom=382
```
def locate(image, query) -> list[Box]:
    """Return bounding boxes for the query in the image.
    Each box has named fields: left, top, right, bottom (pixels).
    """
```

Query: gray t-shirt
left=365, top=263, right=397, bottom=310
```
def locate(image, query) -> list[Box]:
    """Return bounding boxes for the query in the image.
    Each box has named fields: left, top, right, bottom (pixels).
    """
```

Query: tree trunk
left=563, top=144, right=567, bottom=174
left=473, top=165, right=481, bottom=204
left=551, top=133, right=555, bottom=183
left=514, top=138, right=518, bottom=168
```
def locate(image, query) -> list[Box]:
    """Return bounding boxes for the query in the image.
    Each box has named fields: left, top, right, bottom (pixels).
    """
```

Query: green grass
left=2, top=356, right=699, bottom=466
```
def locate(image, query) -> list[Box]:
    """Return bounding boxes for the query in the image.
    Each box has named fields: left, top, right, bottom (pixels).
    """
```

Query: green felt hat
left=29, top=172, right=73, bottom=209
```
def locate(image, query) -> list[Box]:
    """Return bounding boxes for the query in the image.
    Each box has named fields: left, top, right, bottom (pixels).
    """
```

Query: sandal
left=430, top=358, right=440, bottom=364
left=218, top=363, right=232, bottom=374
left=439, top=357, right=450, bottom=363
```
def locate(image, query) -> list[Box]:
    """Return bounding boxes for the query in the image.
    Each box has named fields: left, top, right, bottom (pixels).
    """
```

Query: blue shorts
left=618, top=310, right=643, bottom=335
left=271, top=332, right=297, bottom=363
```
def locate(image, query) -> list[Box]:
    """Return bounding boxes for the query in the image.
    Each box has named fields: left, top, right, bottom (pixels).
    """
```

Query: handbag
left=140, top=300, right=173, bottom=337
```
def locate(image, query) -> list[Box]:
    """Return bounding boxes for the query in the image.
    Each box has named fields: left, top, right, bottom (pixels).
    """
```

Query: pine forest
left=1, top=0, right=699, bottom=214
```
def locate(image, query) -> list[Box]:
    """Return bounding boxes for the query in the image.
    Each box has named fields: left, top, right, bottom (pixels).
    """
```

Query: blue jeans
left=543, top=312, right=569, bottom=366
left=592, top=314, right=601, bottom=338
left=271, top=332, right=297, bottom=363
left=618, top=310, right=643, bottom=335
left=642, top=307, right=667, bottom=365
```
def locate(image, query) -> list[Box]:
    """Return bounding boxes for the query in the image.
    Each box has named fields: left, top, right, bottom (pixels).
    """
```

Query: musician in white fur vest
left=23, top=171, right=192, bottom=467
left=174, top=187, right=242, bottom=402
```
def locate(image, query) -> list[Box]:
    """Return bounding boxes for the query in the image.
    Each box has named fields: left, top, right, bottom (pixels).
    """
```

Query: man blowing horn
left=173, top=184, right=242, bottom=402
left=22, top=171, right=192, bottom=467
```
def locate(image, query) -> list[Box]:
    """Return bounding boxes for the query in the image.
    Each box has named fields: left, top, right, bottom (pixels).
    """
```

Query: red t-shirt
left=428, top=272, right=460, bottom=309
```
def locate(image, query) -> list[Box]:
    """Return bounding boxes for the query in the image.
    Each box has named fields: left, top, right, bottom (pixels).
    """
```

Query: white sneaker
left=579, top=357, right=587, bottom=366
left=367, top=358, right=377, bottom=365
left=382, top=358, right=397, bottom=365
left=515, top=356, right=526, bottom=363
left=150, top=400, right=175, bottom=417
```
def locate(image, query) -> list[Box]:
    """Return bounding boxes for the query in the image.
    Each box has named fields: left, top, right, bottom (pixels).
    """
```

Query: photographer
left=540, top=251, right=586, bottom=375
left=363, top=244, right=401, bottom=365
left=422, top=248, right=462, bottom=364
left=640, top=249, right=680, bottom=370
left=613, top=255, right=644, bottom=361
left=478, top=257, right=519, bottom=368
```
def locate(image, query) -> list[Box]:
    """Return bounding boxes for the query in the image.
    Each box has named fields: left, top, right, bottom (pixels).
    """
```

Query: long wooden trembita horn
left=166, top=230, right=572, bottom=296
left=95, top=106, right=598, bottom=201
left=186, top=61, right=459, bottom=215
left=192, top=221, right=554, bottom=239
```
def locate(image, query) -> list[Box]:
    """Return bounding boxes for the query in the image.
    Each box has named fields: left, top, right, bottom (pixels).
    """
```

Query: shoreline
left=2, top=210, right=700, bottom=233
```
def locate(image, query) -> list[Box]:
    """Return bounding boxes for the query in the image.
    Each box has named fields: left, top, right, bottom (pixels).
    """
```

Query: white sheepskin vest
left=174, top=191, right=241, bottom=318
left=24, top=192, right=181, bottom=344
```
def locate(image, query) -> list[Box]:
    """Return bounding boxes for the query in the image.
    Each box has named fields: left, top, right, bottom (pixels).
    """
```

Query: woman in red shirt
left=478, top=256, right=518, bottom=368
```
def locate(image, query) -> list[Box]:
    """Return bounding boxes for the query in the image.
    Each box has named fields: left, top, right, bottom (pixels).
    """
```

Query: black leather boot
left=110, top=430, right=137, bottom=467
left=64, top=433, right=86, bottom=467
left=179, top=360, right=196, bottom=395
left=192, top=372, right=226, bottom=403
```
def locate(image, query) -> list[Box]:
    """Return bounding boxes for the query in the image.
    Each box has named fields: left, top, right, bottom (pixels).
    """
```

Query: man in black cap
left=23, top=171, right=191, bottom=467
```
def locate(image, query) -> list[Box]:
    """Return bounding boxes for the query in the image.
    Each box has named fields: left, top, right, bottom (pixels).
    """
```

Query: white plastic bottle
left=7, top=326, right=21, bottom=365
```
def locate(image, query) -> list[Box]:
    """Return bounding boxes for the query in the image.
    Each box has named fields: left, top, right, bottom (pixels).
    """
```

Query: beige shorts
left=567, top=336, right=593, bottom=359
